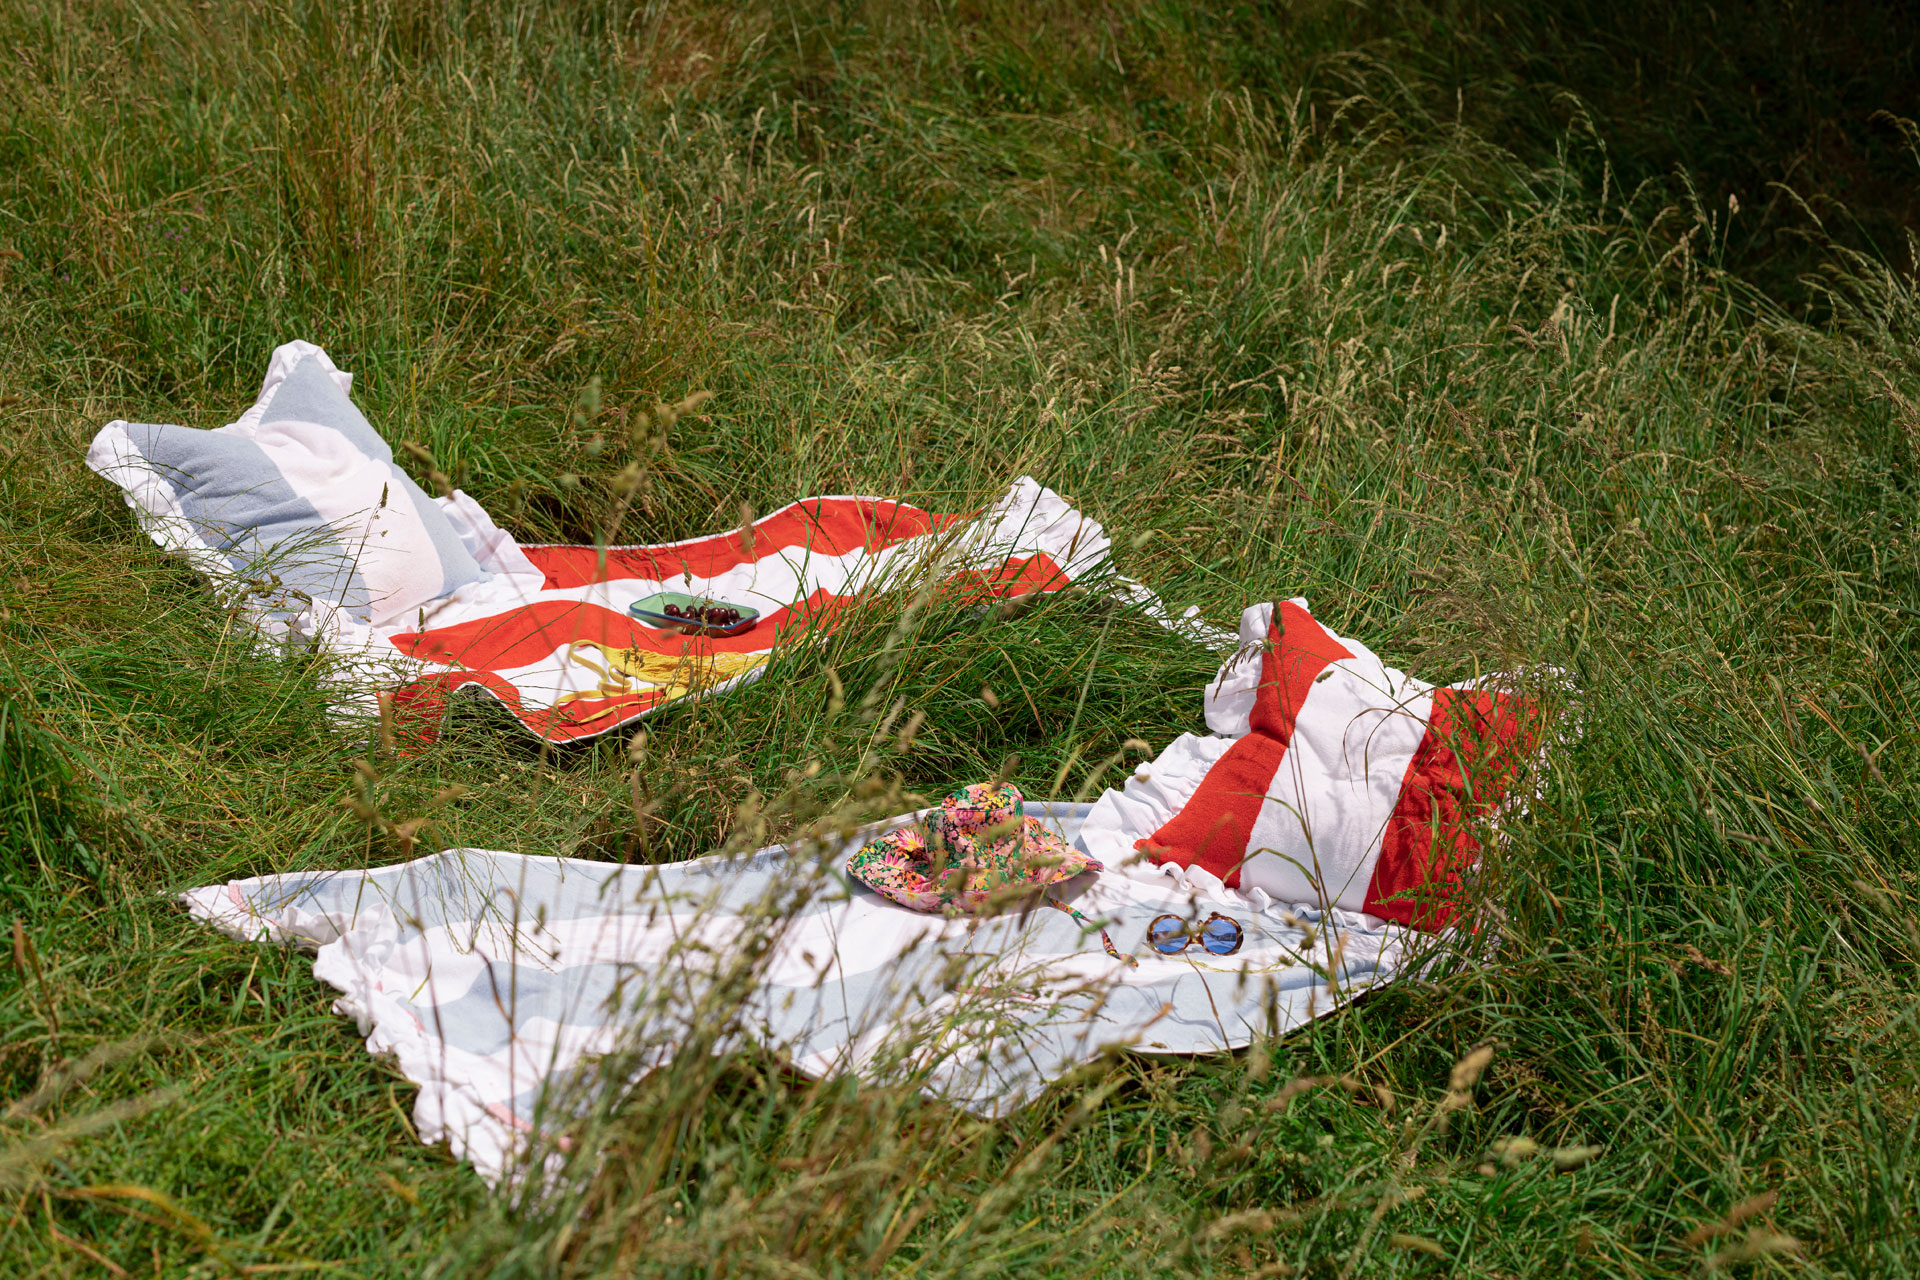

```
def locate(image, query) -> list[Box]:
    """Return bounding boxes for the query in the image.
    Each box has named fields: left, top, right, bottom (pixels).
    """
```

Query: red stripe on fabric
left=1138, top=602, right=1353, bottom=887
left=530, top=694, right=660, bottom=742
left=518, top=498, right=954, bottom=588
left=1248, top=601, right=1354, bottom=739
left=1364, top=688, right=1535, bottom=930
left=1135, top=733, right=1288, bottom=885
left=385, top=669, right=505, bottom=753
left=391, top=667, right=664, bottom=746
left=945, top=552, right=1071, bottom=602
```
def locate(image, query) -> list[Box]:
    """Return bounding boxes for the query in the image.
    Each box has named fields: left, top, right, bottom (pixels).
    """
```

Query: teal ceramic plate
left=627, top=591, right=760, bottom=637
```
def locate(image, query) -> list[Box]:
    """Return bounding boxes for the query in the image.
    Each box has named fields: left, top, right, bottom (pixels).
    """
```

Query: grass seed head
left=1683, top=1190, right=1782, bottom=1248
left=1442, top=1044, right=1497, bottom=1111
left=1388, top=1233, right=1446, bottom=1257
left=1550, top=1144, right=1604, bottom=1172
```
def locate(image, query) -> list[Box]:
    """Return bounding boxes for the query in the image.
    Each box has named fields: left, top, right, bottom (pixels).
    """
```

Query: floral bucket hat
left=846, top=782, right=1103, bottom=914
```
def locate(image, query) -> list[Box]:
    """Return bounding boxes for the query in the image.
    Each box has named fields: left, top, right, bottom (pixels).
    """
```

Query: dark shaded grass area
left=2, top=1, right=1917, bottom=1275
left=1234, top=0, right=1920, bottom=288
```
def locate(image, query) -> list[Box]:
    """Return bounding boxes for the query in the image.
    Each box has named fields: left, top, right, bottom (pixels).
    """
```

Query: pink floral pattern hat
left=846, top=782, right=1103, bottom=913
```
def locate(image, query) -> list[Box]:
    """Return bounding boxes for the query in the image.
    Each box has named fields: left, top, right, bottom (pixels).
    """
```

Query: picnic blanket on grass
left=184, top=803, right=1425, bottom=1184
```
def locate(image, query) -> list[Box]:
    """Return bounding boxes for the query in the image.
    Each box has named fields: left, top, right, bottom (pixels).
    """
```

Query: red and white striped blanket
left=319, top=477, right=1207, bottom=744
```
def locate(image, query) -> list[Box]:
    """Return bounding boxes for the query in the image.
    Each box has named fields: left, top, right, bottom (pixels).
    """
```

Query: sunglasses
left=1146, top=912, right=1245, bottom=957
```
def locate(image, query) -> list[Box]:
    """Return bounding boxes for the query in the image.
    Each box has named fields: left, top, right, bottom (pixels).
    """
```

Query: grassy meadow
left=3, top=1, right=1919, bottom=1275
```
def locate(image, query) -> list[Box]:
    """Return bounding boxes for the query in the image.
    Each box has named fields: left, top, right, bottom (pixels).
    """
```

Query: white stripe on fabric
left=242, top=414, right=458, bottom=624
left=1077, top=733, right=1236, bottom=869
left=437, top=489, right=546, bottom=588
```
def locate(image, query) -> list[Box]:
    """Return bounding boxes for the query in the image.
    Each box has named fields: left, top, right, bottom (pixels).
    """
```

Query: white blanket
left=185, top=804, right=1429, bottom=1183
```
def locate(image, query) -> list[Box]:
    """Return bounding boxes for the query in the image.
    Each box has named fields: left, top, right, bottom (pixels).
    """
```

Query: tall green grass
left=1, top=0, right=1916, bottom=1275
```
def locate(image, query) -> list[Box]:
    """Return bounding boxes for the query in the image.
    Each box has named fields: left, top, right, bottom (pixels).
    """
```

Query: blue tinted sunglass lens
left=1148, top=917, right=1188, bottom=953
left=1200, top=917, right=1243, bottom=955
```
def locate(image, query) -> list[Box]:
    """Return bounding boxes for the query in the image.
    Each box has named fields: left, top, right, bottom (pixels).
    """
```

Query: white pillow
left=87, top=342, right=491, bottom=628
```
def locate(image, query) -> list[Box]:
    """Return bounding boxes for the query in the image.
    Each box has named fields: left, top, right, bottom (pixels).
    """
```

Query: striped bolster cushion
left=1131, top=600, right=1539, bottom=929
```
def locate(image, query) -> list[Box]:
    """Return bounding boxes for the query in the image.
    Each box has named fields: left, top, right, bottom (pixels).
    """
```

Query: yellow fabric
left=558, top=641, right=767, bottom=704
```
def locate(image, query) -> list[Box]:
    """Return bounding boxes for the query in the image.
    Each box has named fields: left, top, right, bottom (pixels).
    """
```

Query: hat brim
left=1018, top=818, right=1104, bottom=885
